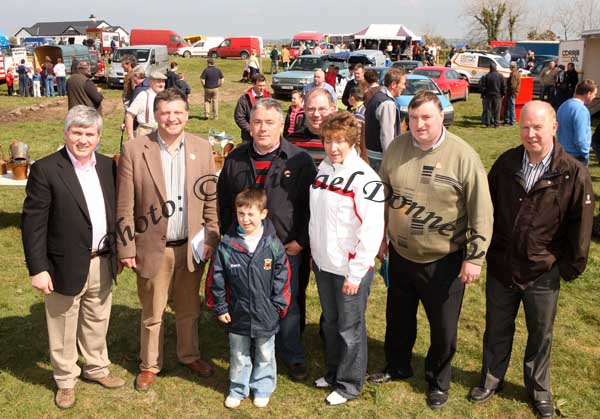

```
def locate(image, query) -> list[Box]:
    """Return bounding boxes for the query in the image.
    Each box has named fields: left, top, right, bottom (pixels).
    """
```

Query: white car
left=451, top=50, right=530, bottom=86
left=176, top=36, right=224, bottom=58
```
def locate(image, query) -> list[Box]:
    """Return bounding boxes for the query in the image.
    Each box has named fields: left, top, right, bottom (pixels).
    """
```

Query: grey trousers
left=480, top=266, right=560, bottom=402
left=314, top=263, right=373, bottom=400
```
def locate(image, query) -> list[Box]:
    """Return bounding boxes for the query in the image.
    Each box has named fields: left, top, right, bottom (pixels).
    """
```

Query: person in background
left=207, top=188, right=290, bottom=409
left=176, top=73, right=191, bottom=100
left=553, top=64, right=568, bottom=109
left=539, top=60, right=560, bottom=102
left=481, top=63, right=506, bottom=128
left=309, top=111, right=384, bottom=405
left=281, top=45, right=291, bottom=71
left=54, top=57, right=67, bottom=97
left=166, top=62, right=179, bottom=89
left=120, top=54, right=138, bottom=106
left=284, top=89, right=306, bottom=136
left=556, top=79, right=598, bottom=166
left=124, top=71, right=166, bottom=140
left=270, top=45, right=280, bottom=74
left=70, top=56, right=79, bottom=75
left=342, top=64, right=364, bottom=110
left=504, top=62, right=521, bottom=126
left=248, top=50, right=260, bottom=79
left=129, top=65, right=149, bottom=104
left=44, top=56, right=55, bottom=97
left=347, top=86, right=369, bottom=162
left=565, top=62, right=579, bottom=98
left=200, top=58, right=224, bottom=120
left=17, top=59, right=29, bottom=97
left=303, top=69, right=337, bottom=102
left=66, top=61, right=103, bottom=112
left=325, top=64, right=337, bottom=89
left=32, top=68, right=42, bottom=97
left=234, top=73, right=270, bottom=143
left=6, top=67, right=14, bottom=96
left=362, top=69, right=381, bottom=105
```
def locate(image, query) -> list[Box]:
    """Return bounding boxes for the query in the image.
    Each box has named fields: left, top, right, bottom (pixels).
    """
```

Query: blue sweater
left=557, top=98, right=592, bottom=159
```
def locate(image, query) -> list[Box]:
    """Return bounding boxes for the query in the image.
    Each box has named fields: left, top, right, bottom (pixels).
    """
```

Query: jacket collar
left=245, top=137, right=293, bottom=160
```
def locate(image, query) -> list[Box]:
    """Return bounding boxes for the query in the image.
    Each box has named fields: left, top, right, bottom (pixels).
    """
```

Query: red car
left=412, top=66, right=470, bottom=101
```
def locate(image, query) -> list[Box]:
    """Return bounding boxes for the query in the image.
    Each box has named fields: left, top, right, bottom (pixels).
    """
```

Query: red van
left=208, top=36, right=263, bottom=59
left=290, top=32, right=325, bottom=59
left=130, top=29, right=188, bottom=54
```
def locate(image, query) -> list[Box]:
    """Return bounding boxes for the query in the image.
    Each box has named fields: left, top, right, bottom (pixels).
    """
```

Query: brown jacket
left=486, top=142, right=594, bottom=289
left=507, top=70, right=521, bottom=97
left=116, top=131, right=220, bottom=278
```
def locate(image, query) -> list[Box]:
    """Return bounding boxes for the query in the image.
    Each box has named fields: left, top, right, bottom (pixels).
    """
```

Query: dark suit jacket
left=21, top=148, right=117, bottom=296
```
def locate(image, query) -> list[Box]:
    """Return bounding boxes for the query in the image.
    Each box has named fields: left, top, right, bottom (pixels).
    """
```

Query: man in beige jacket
left=116, top=88, right=220, bottom=391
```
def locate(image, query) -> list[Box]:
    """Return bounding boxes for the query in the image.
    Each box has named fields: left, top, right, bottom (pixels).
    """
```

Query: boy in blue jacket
left=207, top=188, right=290, bottom=409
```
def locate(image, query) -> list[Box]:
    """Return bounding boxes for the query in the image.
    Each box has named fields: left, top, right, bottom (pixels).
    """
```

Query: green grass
left=0, top=58, right=599, bottom=419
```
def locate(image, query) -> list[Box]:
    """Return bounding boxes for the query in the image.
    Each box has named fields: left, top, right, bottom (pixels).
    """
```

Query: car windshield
left=413, top=70, right=442, bottom=78
left=402, top=79, right=442, bottom=96
left=288, top=57, right=348, bottom=72
left=394, top=61, right=419, bottom=71
left=112, top=48, right=150, bottom=63
left=291, top=39, right=316, bottom=49
left=495, top=57, right=510, bottom=68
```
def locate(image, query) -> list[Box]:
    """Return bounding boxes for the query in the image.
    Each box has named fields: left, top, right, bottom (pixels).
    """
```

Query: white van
left=176, top=36, right=224, bottom=58
left=451, top=50, right=529, bottom=86
left=107, top=45, right=169, bottom=88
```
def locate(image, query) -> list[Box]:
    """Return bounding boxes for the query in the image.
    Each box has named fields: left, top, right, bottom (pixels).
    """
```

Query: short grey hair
left=250, top=98, right=284, bottom=122
left=64, top=105, right=103, bottom=135
left=305, top=87, right=335, bottom=107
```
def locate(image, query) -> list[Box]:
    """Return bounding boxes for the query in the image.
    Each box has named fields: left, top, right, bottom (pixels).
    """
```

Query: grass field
left=0, top=57, right=599, bottom=419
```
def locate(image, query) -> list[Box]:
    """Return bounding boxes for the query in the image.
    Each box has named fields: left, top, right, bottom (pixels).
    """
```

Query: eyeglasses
left=306, top=107, right=331, bottom=115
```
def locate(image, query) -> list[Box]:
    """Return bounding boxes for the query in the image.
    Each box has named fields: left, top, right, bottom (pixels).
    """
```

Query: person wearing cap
left=66, top=61, right=104, bottom=111
left=125, top=71, right=166, bottom=141
left=200, top=58, right=224, bottom=120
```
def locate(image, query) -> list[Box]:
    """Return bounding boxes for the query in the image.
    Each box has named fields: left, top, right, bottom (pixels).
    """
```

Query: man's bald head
left=313, top=69, right=325, bottom=86
left=519, top=100, right=557, bottom=163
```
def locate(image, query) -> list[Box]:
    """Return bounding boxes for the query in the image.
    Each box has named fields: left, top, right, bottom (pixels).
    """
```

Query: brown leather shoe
left=87, top=374, right=126, bottom=389
left=185, top=359, right=215, bottom=377
left=135, top=371, right=156, bottom=391
left=55, top=388, right=75, bottom=409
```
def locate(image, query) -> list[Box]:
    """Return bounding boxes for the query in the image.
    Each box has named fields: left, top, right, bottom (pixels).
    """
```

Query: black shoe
left=288, top=363, right=308, bottom=381
left=469, top=386, right=496, bottom=403
left=367, top=369, right=414, bottom=384
left=427, top=389, right=449, bottom=408
left=533, top=400, right=554, bottom=418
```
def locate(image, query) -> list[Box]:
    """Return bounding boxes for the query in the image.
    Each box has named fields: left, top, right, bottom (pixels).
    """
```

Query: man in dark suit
left=21, top=105, right=125, bottom=409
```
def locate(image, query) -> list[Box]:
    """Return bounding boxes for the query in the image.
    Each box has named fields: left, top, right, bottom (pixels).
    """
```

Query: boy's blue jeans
left=228, top=333, right=276, bottom=400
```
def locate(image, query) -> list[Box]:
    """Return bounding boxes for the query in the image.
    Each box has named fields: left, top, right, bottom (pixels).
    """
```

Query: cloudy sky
left=3, top=0, right=469, bottom=40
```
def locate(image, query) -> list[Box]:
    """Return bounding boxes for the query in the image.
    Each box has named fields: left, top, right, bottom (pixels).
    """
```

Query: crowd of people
left=18, top=50, right=598, bottom=419
left=6, top=56, right=68, bottom=98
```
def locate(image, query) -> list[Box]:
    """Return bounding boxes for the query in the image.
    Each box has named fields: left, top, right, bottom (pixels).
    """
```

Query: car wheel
left=209, top=51, right=218, bottom=59
left=240, top=51, right=249, bottom=60
left=183, top=51, right=191, bottom=58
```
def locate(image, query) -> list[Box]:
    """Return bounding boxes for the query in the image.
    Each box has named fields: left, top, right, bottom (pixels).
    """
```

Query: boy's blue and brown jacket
left=206, top=219, right=291, bottom=338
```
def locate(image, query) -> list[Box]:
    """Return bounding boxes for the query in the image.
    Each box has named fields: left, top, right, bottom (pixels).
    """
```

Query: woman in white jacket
left=309, top=111, right=385, bottom=405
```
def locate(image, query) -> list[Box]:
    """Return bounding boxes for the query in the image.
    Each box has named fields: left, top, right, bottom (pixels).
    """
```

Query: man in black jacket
left=218, top=98, right=316, bottom=382
left=234, top=73, right=270, bottom=142
left=469, top=101, right=594, bottom=419
left=341, top=64, right=364, bottom=110
left=481, top=63, right=506, bottom=128
left=21, top=106, right=124, bottom=409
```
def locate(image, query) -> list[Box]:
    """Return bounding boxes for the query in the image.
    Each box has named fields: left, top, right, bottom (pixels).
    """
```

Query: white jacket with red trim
left=309, top=149, right=385, bottom=284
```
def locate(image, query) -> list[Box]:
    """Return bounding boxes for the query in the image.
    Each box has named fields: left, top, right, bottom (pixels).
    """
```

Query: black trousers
left=486, top=95, right=501, bottom=126
left=384, top=246, right=464, bottom=391
left=480, top=267, right=560, bottom=402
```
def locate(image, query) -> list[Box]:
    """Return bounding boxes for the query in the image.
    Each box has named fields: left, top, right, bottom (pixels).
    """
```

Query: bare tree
left=552, top=3, right=577, bottom=40
left=575, top=0, right=600, bottom=34
left=505, top=0, right=525, bottom=41
left=463, top=0, right=508, bottom=43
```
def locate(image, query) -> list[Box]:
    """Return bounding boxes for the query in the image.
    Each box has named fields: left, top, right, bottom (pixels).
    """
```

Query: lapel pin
left=190, top=153, right=196, bottom=160
left=283, top=169, right=292, bottom=178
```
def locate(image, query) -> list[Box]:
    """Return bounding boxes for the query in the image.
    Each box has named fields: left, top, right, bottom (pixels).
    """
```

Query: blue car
left=372, top=68, right=455, bottom=127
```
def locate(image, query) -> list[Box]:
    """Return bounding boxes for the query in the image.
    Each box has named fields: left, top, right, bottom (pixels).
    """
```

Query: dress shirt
left=521, top=147, right=553, bottom=193
left=65, top=148, right=107, bottom=251
left=157, top=132, right=188, bottom=241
